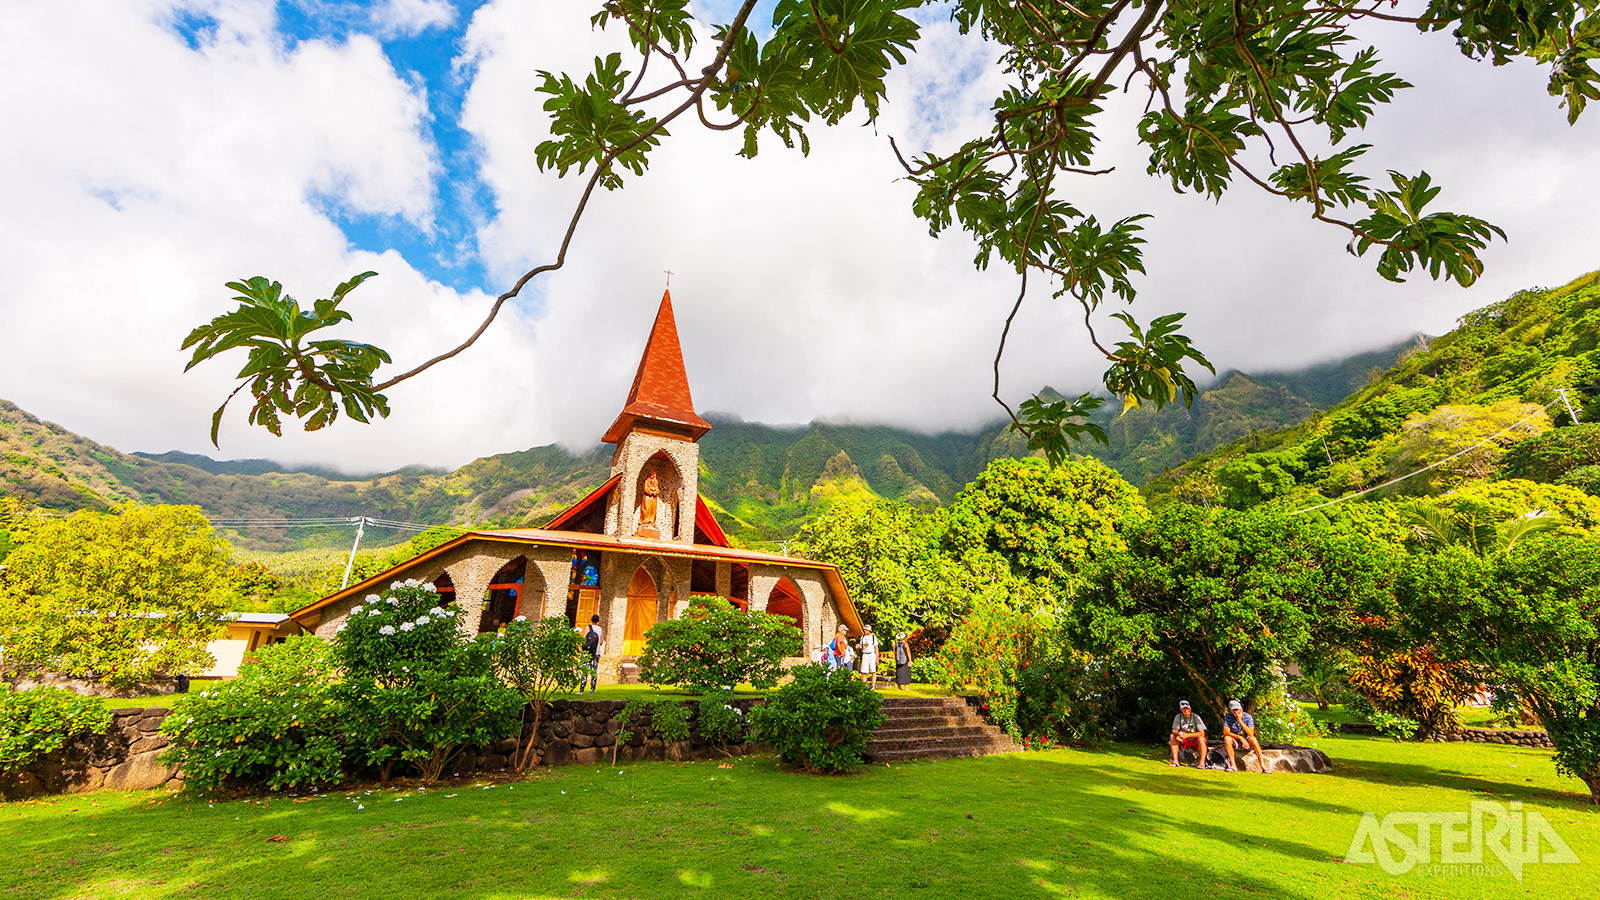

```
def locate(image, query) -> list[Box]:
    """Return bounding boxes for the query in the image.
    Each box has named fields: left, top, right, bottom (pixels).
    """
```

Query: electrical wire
left=1291, top=397, right=1561, bottom=516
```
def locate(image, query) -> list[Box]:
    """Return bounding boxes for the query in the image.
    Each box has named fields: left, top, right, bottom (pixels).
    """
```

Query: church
left=288, top=292, right=863, bottom=683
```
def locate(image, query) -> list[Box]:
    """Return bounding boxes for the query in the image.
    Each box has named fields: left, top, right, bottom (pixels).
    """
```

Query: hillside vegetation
left=1148, top=268, right=1600, bottom=510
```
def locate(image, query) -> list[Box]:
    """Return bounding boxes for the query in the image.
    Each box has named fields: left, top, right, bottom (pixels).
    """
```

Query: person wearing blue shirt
left=1222, top=699, right=1269, bottom=773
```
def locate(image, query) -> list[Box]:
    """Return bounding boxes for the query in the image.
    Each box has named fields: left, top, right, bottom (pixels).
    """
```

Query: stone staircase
left=864, top=696, right=1021, bottom=763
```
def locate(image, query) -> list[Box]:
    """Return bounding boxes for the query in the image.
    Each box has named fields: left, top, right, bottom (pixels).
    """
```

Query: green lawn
left=4, top=733, right=1593, bottom=899
left=101, top=694, right=184, bottom=710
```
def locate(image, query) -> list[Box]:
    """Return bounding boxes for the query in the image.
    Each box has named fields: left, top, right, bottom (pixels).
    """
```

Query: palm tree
left=1406, top=506, right=1562, bottom=556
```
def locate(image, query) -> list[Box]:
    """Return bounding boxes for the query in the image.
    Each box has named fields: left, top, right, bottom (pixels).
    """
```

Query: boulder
left=573, top=718, right=604, bottom=737
left=552, top=722, right=573, bottom=739
left=103, top=753, right=178, bottom=791
left=571, top=747, right=606, bottom=765
left=481, top=754, right=508, bottom=771
left=570, top=733, right=596, bottom=749
left=543, top=740, right=572, bottom=767
left=594, top=733, right=616, bottom=748
left=130, top=734, right=170, bottom=754
left=1245, top=746, right=1332, bottom=774
left=492, top=739, right=519, bottom=756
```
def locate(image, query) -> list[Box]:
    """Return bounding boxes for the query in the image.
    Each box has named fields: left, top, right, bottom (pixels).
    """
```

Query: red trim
left=544, top=473, right=622, bottom=531
left=694, top=497, right=731, bottom=547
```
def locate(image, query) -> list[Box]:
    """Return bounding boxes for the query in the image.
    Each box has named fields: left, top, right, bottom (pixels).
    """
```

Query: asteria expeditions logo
left=1344, top=801, right=1579, bottom=883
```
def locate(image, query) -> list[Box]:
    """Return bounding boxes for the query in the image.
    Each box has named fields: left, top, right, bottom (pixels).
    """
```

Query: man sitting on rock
left=1168, top=700, right=1207, bottom=768
left=1222, top=700, right=1269, bottom=773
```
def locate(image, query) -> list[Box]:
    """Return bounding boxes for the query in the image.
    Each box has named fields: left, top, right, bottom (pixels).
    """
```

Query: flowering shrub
left=0, top=685, right=111, bottom=773
left=638, top=598, right=801, bottom=693
left=1249, top=671, right=1327, bottom=744
left=160, top=636, right=342, bottom=793
left=696, top=690, right=746, bottom=754
left=491, top=615, right=583, bottom=769
left=333, top=581, right=522, bottom=782
left=749, top=663, right=884, bottom=774
left=929, top=599, right=1057, bottom=738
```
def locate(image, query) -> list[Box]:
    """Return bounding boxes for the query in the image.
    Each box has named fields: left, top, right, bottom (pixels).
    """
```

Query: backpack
left=583, top=626, right=600, bottom=655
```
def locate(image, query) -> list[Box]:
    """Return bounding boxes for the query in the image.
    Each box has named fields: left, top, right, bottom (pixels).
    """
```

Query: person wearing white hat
left=858, top=625, right=880, bottom=688
left=1222, top=700, right=1269, bottom=773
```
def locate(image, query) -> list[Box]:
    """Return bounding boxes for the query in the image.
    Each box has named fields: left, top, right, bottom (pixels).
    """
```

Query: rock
left=552, top=722, right=572, bottom=739
left=482, top=754, right=508, bottom=771
left=63, top=766, right=107, bottom=794
left=571, top=747, right=606, bottom=765
left=543, top=740, right=572, bottom=767
left=137, top=716, right=166, bottom=733
left=603, top=719, right=620, bottom=734
left=130, top=734, right=170, bottom=754
left=112, top=708, right=145, bottom=720
left=103, top=753, right=178, bottom=791
left=1244, top=746, right=1332, bottom=774
left=492, top=739, right=519, bottom=755
left=594, top=733, right=615, bottom=748
left=573, top=718, right=604, bottom=737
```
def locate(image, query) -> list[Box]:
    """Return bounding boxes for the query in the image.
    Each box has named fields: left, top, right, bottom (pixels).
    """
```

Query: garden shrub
left=696, top=690, right=746, bottom=754
left=615, top=698, right=692, bottom=764
left=160, top=636, right=342, bottom=793
left=1249, top=671, right=1326, bottom=744
left=492, top=615, right=583, bottom=769
left=333, top=581, right=523, bottom=782
left=749, top=663, right=884, bottom=773
left=638, top=597, right=801, bottom=692
left=928, top=599, right=1055, bottom=737
left=0, top=685, right=110, bottom=773
left=1012, top=654, right=1112, bottom=747
left=1348, top=646, right=1476, bottom=738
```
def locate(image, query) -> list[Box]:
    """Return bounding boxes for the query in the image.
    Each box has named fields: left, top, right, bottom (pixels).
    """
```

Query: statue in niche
left=636, top=470, right=661, bottom=538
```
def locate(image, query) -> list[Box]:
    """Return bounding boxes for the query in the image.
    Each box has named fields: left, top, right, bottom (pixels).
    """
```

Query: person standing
left=578, top=614, right=604, bottom=694
left=893, top=633, right=912, bottom=690
left=830, top=625, right=851, bottom=675
left=858, top=625, right=880, bottom=688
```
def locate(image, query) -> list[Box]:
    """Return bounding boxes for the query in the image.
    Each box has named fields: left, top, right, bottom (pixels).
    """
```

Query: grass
left=5, top=733, right=1593, bottom=899
left=100, top=694, right=183, bottom=710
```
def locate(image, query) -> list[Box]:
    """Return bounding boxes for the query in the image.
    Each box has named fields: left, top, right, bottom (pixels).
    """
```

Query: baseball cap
left=1179, top=700, right=1191, bottom=709
left=1228, top=700, right=1243, bottom=710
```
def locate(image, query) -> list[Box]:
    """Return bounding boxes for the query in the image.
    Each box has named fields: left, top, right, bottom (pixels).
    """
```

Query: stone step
left=865, top=740, right=1022, bottom=763
left=866, top=732, right=1016, bottom=753
left=879, top=711, right=986, bottom=727
left=872, top=724, right=996, bottom=740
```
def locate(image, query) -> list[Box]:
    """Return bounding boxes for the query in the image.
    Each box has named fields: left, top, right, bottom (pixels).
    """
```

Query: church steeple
left=602, top=290, right=713, bottom=444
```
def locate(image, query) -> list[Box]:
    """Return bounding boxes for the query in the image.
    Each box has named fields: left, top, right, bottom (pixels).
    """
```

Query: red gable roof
left=693, top=496, right=731, bottom=547
left=602, top=290, right=713, bottom=443
left=542, top=473, right=622, bottom=532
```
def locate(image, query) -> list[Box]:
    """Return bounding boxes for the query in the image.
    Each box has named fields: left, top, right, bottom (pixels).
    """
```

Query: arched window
left=478, top=557, right=527, bottom=633
left=766, top=577, right=805, bottom=632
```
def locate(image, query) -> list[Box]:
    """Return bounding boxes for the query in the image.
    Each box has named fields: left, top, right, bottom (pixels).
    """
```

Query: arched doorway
left=624, top=567, right=658, bottom=655
left=766, top=577, right=805, bottom=633
left=478, top=557, right=527, bottom=633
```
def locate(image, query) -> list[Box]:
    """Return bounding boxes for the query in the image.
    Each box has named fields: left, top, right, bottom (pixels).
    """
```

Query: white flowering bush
left=332, top=582, right=522, bottom=782
left=695, top=690, right=746, bottom=755
left=490, top=616, right=583, bottom=770
left=160, top=636, right=342, bottom=794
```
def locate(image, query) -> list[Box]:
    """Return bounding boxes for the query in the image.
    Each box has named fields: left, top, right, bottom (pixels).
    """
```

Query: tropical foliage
left=491, top=615, right=584, bottom=770
left=0, top=685, right=110, bottom=773
left=0, top=505, right=230, bottom=689
left=749, top=664, right=884, bottom=774
left=159, top=637, right=344, bottom=794
left=638, top=598, right=801, bottom=692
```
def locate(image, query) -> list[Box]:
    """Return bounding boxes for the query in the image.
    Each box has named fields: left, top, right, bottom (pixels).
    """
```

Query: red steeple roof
left=602, top=290, right=713, bottom=443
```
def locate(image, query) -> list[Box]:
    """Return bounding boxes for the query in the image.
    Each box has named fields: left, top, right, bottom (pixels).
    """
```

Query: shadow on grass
left=0, top=752, right=1340, bottom=900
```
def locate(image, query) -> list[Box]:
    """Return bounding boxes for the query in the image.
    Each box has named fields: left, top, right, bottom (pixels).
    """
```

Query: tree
left=180, top=0, right=1593, bottom=457
left=798, top=497, right=966, bottom=635
left=1398, top=537, right=1600, bottom=804
left=1380, top=400, right=1551, bottom=492
left=492, top=616, right=584, bottom=770
left=942, top=457, right=1146, bottom=596
left=639, top=597, right=802, bottom=692
left=0, top=505, right=230, bottom=689
left=1067, top=504, right=1395, bottom=727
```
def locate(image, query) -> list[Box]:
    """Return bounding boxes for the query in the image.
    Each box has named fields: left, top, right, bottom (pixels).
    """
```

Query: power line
left=1292, top=397, right=1562, bottom=516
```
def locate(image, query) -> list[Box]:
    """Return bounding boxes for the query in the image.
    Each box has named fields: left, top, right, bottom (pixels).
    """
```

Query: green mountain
left=1146, top=268, right=1600, bottom=509
left=0, top=334, right=1403, bottom=549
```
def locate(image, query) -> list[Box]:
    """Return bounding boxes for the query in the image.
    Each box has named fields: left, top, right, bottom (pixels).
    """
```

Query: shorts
left=1178, top=733, right=1203, bottom=746
left=860, top=653, right=878, bottom=674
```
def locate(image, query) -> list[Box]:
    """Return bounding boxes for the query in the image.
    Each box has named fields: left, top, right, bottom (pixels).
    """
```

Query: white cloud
left=0, top=0, right=1595, bottom=476
left=370, top=0, right=456, bottom=37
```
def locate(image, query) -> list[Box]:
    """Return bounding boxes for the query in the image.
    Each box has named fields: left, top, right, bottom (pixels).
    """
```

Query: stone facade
left=0, top=707, right=179, bottom=799
left=606, top=431, right=700, bottom=544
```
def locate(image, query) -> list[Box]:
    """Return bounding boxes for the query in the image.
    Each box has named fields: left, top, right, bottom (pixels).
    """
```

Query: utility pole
left=1557, top=389, right=1581, bottom=425
left=341, top=515, right=368, bottom=590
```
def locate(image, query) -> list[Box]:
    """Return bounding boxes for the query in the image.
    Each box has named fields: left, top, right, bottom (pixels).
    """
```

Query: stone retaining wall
left=1337, top=722, right=1553, bottom=747
left=2, top=698, right=756, bottom=798
left=454, top=697, right=761, bottom=775
left=0, top=707, right=180, bottom=800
